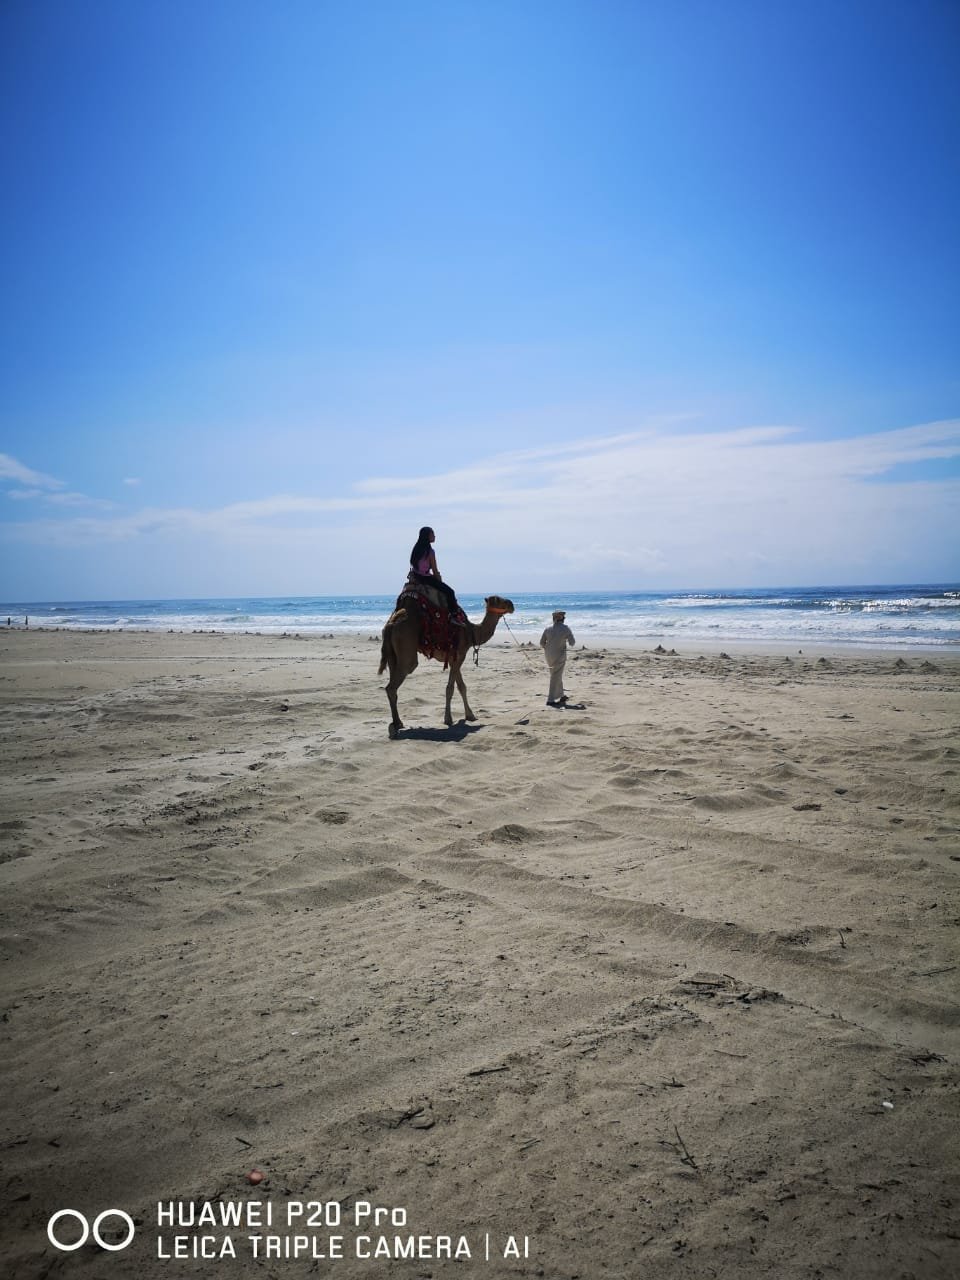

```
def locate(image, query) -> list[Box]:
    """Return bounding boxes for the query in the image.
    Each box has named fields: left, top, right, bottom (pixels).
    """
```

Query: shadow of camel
left=392, top=722, right=485, bottom=743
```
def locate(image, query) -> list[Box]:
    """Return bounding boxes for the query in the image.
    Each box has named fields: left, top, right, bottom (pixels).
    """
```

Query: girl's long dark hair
left=410, top=527, right=434, bottom=568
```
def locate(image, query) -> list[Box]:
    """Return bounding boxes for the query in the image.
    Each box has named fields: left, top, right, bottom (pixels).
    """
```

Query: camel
left=379, top=594, right=515, bottom=738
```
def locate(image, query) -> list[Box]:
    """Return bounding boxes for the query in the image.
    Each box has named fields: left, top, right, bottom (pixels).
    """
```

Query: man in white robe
left=539, top=610, right=576, bottom=706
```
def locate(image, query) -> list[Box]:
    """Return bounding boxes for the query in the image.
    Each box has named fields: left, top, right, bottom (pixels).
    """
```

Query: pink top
left=415, top=553, right=433, bottom=575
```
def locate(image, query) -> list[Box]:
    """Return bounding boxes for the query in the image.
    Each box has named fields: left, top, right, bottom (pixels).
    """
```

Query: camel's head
left=484, top=596, right=515, bottom=615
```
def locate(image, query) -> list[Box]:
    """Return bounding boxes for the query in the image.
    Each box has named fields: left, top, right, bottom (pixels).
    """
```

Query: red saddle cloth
left=397, top=582, right=468, bottom=668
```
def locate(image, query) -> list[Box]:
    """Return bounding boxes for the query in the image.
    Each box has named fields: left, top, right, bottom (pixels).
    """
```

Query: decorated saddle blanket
left=397, top=580, right=468, bottom=668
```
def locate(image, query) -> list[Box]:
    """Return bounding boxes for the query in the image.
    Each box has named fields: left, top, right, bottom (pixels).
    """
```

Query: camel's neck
left=473, top=609, right=505, bottom=646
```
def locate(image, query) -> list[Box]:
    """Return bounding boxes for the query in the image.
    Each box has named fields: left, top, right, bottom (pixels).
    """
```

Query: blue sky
left=1, top=0, right=958, bottom=599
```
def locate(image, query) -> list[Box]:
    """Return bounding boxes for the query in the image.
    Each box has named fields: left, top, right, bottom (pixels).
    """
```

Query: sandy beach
left=1, top=627, right=958, bottom=1279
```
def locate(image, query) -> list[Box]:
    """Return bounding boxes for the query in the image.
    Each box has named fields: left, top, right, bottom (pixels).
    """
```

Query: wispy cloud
left=0, top=453, right=116, bottom=511
left=0, top=453, right=65, bottom=491
left=2, top=419, right=958, bottom=588
left=45, top=492, right=116, bottom=510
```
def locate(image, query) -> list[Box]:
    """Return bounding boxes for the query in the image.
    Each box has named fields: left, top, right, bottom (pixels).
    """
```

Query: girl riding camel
left=408, top=527, right=461, bottom=615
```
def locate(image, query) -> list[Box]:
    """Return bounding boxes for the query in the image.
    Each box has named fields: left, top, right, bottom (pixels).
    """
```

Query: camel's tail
left=378, top=608, right=407, bottom=674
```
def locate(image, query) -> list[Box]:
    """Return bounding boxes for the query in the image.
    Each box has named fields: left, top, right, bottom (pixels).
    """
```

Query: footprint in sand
left=315, top=809, right=349, bottom=824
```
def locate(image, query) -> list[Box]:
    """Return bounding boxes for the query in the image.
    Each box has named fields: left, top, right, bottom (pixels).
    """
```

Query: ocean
left=2, top=585, right=959, bottom=649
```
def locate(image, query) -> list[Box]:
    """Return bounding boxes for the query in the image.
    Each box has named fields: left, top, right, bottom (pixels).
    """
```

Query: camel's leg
left=456, top=666, right=476, bottom=721
left=385, top=671, right=404, bottom=739
left=444, top=668, right=455, bottom=725
left=383, top=640, right=417, bottom=739
left=445, top=660, right=475, bottom=725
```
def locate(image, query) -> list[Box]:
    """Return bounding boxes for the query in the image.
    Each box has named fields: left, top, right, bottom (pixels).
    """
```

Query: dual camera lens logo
left=47, top=1209, right=136, bottom=1252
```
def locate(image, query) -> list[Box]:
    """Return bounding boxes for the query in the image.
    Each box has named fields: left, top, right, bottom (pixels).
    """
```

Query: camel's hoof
left=388, top=723, right=400, bottom=740
left=465, top=713, right=477, bottom=722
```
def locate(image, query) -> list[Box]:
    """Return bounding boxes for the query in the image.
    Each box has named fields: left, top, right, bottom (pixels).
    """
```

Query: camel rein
left=472, top=609, right=551, bottom=725
left=470, top=605, right=524, bottom=667
left=501, top=615, right=542, bottom=672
